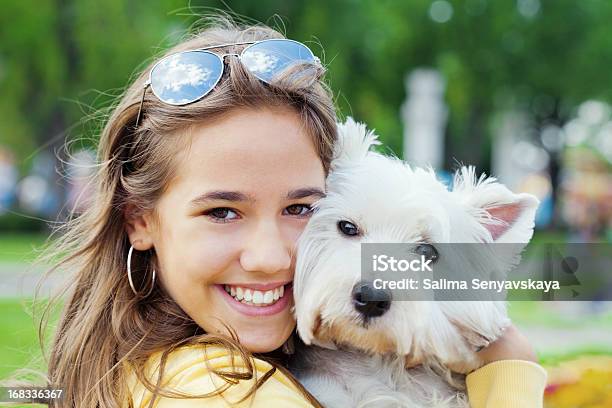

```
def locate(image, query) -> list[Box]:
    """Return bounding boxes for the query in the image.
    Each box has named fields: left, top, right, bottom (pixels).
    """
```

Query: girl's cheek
left=185, top=239, right=239, bottom=279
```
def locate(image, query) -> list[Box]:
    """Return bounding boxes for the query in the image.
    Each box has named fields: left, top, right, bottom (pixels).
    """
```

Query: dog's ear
left=333, top=117, right=381, bottom=167
left=451, top=166, right=540, bottom=243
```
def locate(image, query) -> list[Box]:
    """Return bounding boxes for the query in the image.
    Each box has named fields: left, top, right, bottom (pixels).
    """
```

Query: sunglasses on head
left=135, top=38, right=321, bottom=127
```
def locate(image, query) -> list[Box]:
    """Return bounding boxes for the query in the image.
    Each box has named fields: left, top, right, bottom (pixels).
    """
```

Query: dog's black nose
left=352, top=281, right=391, bottom=318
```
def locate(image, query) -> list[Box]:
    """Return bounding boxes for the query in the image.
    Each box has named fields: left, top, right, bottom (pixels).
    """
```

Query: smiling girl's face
left=126, top=106, right=326, bottom=352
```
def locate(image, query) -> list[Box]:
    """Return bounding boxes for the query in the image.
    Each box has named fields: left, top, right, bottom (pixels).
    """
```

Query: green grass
left=538, top=348, right=612, bottom=366
left=509, top=301, right=612, bottom=328
left=0, top=299, right=51, bottom=379
left=0, top=299, right=59, bottom=408
left=531, top=231, right=569, bottom=244
left=0, top=234, right=50, bottom=263
left=508, top=301, right=612, bottom=364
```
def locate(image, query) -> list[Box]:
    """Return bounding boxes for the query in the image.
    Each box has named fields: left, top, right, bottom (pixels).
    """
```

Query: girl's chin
left=235, top=326, right=294, bottom=353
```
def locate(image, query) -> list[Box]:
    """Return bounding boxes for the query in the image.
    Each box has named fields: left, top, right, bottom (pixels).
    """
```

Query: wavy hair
left=26, top=16, right=336, bottom=407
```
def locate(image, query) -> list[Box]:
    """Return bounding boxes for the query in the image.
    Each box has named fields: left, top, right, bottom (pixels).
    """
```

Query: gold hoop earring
left=127, top=244, right=156, bottom=297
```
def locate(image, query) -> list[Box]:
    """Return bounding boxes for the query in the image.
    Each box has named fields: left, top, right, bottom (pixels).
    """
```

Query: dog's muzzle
left=352, top=281, right=392, bottom=318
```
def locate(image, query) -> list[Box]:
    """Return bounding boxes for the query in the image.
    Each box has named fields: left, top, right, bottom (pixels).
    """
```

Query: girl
left=37, top=17, right=546, bottom=407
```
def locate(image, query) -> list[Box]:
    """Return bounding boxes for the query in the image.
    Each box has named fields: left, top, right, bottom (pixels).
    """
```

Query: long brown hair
left=33, top=16, right=336, bottom=407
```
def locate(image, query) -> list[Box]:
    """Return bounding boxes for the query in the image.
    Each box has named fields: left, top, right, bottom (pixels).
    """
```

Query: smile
left=223, top=284, right=286, bottom=306
left=215, top=282, right=293, bottom=317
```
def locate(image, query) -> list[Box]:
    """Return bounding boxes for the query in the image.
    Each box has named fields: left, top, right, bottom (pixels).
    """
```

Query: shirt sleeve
left=129, top=346, right=315, bottom=408
left=466, top=359, right=547, bottom=408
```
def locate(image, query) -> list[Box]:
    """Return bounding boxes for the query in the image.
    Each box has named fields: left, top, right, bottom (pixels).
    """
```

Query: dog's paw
left=442, top=317, right=512, bottom=373
left=451, top=316, right=509, bottom=349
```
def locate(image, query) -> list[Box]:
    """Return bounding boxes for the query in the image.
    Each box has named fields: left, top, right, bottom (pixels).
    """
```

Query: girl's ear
left=332, top=117, right=381, bottom=168
left=124, top=203, right=155, bottom=250
left=451, top=166, right=540, bottom=243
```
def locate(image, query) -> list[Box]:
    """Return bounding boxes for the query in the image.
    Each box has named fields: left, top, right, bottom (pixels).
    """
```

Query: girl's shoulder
left=125, top=344, right=315, bottom=408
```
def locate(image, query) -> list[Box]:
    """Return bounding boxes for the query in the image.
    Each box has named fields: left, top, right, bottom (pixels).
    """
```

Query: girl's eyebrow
left=189, top=187, right=325, bottom=206
left=286, top=187, right=326, bottom=200
left=190, top=190, right=255, bottom=206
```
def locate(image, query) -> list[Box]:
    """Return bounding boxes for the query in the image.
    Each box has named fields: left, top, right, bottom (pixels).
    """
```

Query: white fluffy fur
left=290, top=118, right=539, bottom=407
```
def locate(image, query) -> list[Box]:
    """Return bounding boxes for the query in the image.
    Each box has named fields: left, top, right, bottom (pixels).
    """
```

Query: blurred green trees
left=2, top=0, right=612, bottom=170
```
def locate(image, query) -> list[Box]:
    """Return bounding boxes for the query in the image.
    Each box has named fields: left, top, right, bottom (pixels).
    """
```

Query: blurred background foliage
left=3, top=0, right=612, bottom=167
left=0, top=0, right=610, bottom=237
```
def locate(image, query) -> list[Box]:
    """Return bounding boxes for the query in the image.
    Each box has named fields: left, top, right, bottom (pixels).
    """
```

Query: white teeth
left=223, top=284, right=287, bottom=306
left=252, top=290, right=263, bottom=304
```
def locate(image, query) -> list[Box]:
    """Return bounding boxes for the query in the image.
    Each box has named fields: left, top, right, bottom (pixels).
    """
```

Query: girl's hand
left=477, top=324, right=538, bottom=365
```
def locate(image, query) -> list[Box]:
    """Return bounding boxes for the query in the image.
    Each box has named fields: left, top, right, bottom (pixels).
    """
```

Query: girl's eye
left=204, top=207, right=239, bottom=222
left=284, top=204, right=313, bottom=217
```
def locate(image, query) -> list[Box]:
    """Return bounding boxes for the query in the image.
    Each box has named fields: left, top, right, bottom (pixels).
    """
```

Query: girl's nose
left=240, top=220, right=292, bottom=275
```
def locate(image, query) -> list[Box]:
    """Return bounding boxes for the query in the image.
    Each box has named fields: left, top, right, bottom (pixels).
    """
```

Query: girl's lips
left=215, top=283, right=293, bottom=317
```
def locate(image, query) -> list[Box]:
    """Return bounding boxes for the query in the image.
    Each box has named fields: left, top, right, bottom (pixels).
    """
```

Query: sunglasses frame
left=135, top=39, right=320, bottom=127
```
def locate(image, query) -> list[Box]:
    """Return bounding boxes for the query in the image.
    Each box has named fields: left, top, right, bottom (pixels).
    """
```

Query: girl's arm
left=129, top=346, right=315, bottom=408
left=465, top=325, right=547, bottom=408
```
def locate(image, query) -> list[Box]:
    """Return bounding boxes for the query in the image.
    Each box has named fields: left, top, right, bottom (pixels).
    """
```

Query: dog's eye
left=337, top=220, right=360, bottom=237
left=414, top=243, right=439, bottom=263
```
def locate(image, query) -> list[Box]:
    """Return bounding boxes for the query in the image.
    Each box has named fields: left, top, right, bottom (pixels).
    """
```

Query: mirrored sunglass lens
left=150, top=51, right=223, bottom=105
left=241, top=40, right=315, bottom=83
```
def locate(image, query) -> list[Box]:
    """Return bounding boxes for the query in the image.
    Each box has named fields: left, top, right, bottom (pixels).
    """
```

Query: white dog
left=290, top=118, right=539, bottom=407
